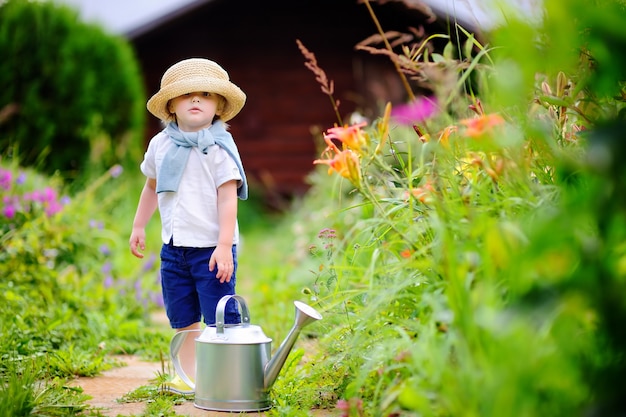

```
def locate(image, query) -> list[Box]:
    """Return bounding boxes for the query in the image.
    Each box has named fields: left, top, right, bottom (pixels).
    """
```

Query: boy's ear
left=217, top=96, right=227, bottom=114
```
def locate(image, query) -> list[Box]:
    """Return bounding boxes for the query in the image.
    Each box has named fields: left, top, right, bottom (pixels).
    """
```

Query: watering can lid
left=197, top=323, right=272, bottom=344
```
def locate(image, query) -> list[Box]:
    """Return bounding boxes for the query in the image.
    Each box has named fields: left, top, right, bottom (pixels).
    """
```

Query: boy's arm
left=129, top=177, right=158, bottom=258
left=209, top=179, right=238, bottom=283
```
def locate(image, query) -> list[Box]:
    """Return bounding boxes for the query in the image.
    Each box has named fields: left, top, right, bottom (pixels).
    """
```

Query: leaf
left=431, top=53, right=445, bottom=63
left=443, top=41, right=455, bottom=60
left=464, top=34, right=476, bottom=59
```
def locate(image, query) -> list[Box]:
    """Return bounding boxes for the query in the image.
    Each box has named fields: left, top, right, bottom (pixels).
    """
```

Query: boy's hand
left=209, top=245, right=234, bottom=283
left=129, top=228, right=146, bottom=258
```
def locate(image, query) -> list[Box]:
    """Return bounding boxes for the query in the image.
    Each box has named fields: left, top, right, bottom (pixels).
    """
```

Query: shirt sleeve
left=211, top=146, right=243, bottom=189
left=140, top=134, right=161, bottom=179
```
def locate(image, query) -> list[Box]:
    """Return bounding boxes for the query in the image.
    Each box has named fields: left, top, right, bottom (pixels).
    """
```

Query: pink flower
left=45, top=201, right=63, bottom=216
left=41, top=187, right=57, bottom=202
left=3, top=204, right=16, bottom=218
left=0, top=169, right=12, bottom=190
left=391, top=96, right=438, bottom=125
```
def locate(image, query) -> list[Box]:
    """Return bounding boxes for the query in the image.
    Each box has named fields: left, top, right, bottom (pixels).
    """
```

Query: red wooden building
left=128, top=0, right=464, bottom=204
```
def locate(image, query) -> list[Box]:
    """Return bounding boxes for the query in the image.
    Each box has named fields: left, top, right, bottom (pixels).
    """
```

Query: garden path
left=71, top=354, right=218, bottom=416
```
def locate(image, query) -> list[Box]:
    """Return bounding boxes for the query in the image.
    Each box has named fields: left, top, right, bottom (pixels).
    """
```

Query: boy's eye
left=182, top=92, right=210, bottom=97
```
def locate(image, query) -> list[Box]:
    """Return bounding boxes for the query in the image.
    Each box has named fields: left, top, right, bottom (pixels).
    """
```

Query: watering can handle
left=170, top=329, right=202, bottom=391
left=215, top=294, right=251, bottom=334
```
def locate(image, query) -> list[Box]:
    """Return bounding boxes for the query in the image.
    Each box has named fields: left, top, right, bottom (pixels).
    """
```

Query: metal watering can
left=170, top=294, right=323, bottom=412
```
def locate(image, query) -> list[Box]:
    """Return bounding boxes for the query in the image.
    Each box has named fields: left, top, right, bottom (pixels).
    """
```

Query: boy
left=129, top=58, right=247, bottom=394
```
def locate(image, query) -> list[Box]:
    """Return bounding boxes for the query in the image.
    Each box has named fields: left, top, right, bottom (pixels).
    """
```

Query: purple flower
left=391, top=96, right=439, bottom=125
left=104, top=275, right=114, bottom=289
left=318, top=228, right=337, bottom=239
left=99, top=244, right=111, bottom=256
left=89, top=219, right=104, bottom=229
left=142, top=253, right=156, bottom=272
left=101, top=261, right=112, bottom=274
left=16, top=172, right=26, bottom=185
left=151, top=291, right=165, bottom=308
left=109, top=164, right=123, bottom=178
left=134, top=280, right=143, bottom=301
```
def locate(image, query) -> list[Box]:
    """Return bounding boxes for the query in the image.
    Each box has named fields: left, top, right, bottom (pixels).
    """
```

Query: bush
left=0, top=0, right=145, bottom=185
left=0, top=163, right=168, bottom=381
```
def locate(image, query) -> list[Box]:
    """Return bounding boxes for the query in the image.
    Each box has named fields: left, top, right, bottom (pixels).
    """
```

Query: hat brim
left=147, top=76, right=246, bottom=122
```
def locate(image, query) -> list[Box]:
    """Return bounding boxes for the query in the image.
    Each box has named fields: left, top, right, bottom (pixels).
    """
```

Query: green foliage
left=0, top=357, right=90, bottom=416
left=0, top=0, right=145, bottom=184
left=0, top=163, right=171, bottom=413
left=140, top=398, right=179, bottom=416
left=248, top=0, right=626, bottom=415
left=490, top=0, right=626, bottom=119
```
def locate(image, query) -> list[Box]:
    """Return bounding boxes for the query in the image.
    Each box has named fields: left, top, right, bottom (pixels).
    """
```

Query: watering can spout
left=264, top=301, right=322, bottom=389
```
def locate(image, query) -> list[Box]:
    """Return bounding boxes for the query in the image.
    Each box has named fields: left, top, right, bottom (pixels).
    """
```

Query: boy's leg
left=160, top=242, right=201, bottom=394
left=177, top=322, right=201, bottom=381
left=189, top=245, right=241, bottom=325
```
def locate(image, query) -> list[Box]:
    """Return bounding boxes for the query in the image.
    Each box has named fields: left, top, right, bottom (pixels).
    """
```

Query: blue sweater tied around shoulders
left=155, top=120, right=248, bottom=200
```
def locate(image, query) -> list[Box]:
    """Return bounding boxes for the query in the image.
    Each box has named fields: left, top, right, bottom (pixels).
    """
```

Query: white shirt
left=141, top=131, right=242, bottom=247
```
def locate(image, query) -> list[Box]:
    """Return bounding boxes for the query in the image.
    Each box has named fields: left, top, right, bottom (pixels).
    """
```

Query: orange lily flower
left=404, top=181, right=435, bottom=204
left=438, top=125, right=457, bottom=148
left=417, top=125, right=457, bottom=147
left=324, top=122, right=369, bottom=154
left=314, top=140, right=362, bottom=186
left=460, top=113, right=505, bottom=138
left=467, top=151, right=506, bottom=182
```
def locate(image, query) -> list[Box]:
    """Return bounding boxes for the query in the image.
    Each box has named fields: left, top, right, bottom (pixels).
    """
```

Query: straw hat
left=147, top=58, right=246, bottom=122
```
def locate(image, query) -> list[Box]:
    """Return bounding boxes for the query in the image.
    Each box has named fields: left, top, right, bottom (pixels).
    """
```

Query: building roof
left=52, top=0, right=540, bottom=38
left=52, top=0, right=211, bottom=36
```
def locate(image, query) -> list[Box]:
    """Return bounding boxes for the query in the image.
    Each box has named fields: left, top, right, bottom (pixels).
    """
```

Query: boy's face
left=168, top=91, right=221, bottom=131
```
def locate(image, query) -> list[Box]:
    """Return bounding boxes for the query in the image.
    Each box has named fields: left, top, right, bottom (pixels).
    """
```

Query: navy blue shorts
left=160, top=241, right=241, bottom=328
